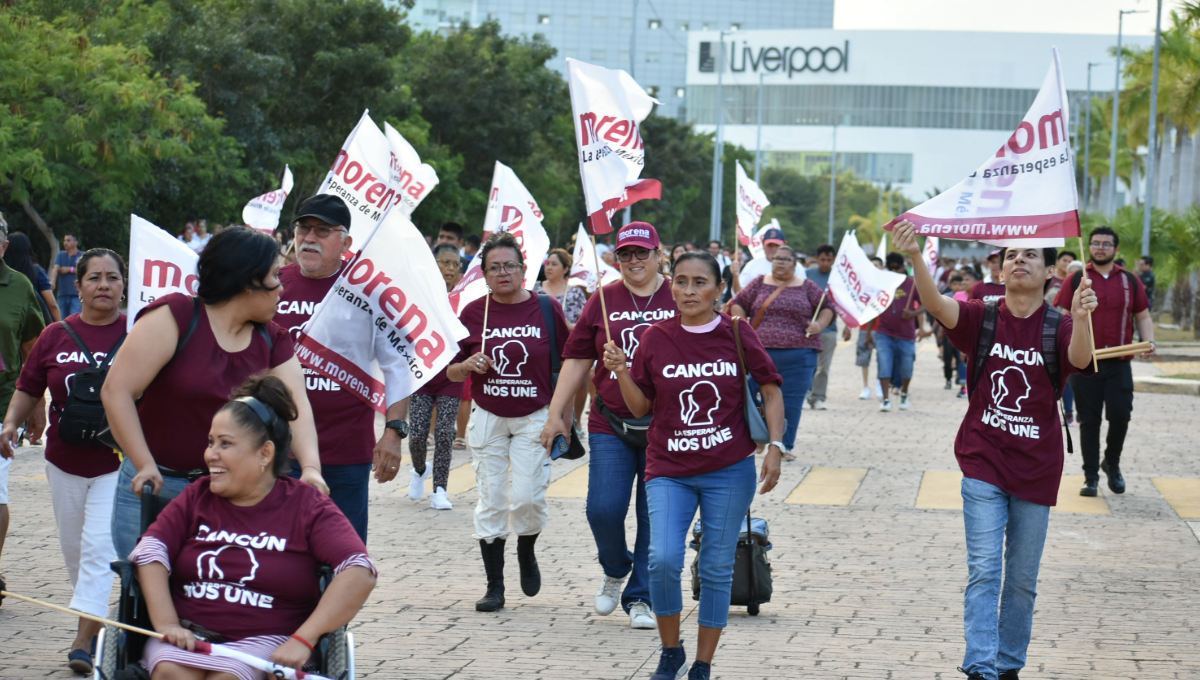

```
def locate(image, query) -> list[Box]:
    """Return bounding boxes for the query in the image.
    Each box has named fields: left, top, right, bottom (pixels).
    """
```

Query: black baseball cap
left=295, top=195, right=353, bottom=232
left=762, top=227, right=786, bottom=245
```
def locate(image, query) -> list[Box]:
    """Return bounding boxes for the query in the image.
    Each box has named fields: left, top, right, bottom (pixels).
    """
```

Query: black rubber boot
left=517, top=533, right=541, bottom=597
left=475, top=538, right=506, bottom=612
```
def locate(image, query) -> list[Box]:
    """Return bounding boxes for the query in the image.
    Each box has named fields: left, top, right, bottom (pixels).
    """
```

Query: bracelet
left=289, top=633, right=314, bottom=652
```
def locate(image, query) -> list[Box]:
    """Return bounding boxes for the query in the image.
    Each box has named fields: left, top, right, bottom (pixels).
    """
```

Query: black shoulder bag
left=55, top=321, right=126, bottom=448
left=537, top=294, right=586, bottom=459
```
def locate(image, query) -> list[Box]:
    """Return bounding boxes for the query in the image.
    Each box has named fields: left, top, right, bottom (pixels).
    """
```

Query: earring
left=261, top=464, right=266, bottom=472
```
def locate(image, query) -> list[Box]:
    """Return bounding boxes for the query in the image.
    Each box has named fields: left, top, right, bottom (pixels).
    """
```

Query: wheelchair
left=93, top=485, right=356, bottom=680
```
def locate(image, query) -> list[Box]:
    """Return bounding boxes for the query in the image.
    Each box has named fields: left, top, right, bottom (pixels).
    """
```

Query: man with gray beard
left=273, top=195, right=409, bottom=541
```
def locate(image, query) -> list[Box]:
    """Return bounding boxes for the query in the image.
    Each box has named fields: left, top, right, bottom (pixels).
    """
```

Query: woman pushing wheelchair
left=127, top=374, right=376, bottom=680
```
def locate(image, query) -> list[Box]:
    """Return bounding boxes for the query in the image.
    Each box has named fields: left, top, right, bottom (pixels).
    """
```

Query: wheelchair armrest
left=111, top=559, right=136, bottom=587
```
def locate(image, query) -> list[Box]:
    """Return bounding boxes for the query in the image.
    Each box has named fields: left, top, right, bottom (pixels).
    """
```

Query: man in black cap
left=730, top=226, right=789, bottom=294
left=273, top=194, right=410, bottom=541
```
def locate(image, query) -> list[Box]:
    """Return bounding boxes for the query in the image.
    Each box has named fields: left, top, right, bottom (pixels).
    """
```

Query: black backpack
left=55, top=321, right=126, bottom=448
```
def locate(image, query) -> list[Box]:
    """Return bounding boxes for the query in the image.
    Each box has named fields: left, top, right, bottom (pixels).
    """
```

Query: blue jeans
left=110, top=458, right=193, bottom=560
left=646, top=456, right=757, bottom=629
left=875, top=333, right=916, bottom=383
left=289, top=460, right=371, bottom=543
left=586, top=432, right=650, bottom=613
left=961, top=477, right=1051, bottom=680
left=750, top=347, right=817, bottom=450
left=57, top=294, right=82, bottom=317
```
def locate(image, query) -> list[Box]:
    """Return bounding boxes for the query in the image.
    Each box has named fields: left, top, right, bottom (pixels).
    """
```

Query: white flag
left=885, top=48, right=1078, bottom=247
left=878, top=232, right=887, bottom=258
left=568, top=224, right=621, bottom=293
left=448, top=162, right=551, bottom=313
left=735, top=163, right=770, bottom=246
left=316, top=110, right=400, bottom=237
left=922, top=236, right=940, bottom=272
left=127, top=215, right=199, bottom=331
left=242, top=166, right=294, bottom=234
left=827, top=232, right=907, bottom=329
left=566, top=58, right=662, bottom=234
left=748, top=221, right=776, bottom=261
left=383, top=122, right=439, bottom=217
left=296, top=209, right=469, bottom=412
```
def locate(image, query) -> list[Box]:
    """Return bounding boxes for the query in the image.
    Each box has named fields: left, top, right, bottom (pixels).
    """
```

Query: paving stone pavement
left=1, top=339, right=1198, bottom=679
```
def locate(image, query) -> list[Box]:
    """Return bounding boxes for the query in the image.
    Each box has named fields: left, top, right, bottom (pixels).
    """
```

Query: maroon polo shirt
left=1052, top=263, right=1148, bottom=359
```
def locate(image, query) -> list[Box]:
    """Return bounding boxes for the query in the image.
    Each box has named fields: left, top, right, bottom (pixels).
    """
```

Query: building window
left=620, top=17, right=632, bottom=29
left=678, top=22, right=689, bottom=31
left=619, top=50, right=631, bottom=63
left=647, top=86, right=660, bottom=97
left=565, top=15, right=579, bottom=26
left=564, top=48, right=579, bottom=59
left=730, top=23, right=741, bottom=31
left=538, top=14, right=550, bottom=24
left=593, top=15, right=607, bottom=27
left=702, top=22, right=711, bottom=30
left=423, top=8, right=438, bottom=15
left=675, top=87, right=686, bottom=98
left=648, top=19, right=661, bottom=29
left=511, top=12, right=524, bottom=24
left=646, top=52, right=661, bottom=62
left=591, top=49, right=607, bottom=61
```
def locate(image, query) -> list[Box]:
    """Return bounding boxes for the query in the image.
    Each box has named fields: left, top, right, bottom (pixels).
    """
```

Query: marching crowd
left=0, top=195, right=1157, bottom=680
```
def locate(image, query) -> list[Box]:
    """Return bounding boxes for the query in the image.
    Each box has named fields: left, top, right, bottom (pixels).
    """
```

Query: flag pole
left=481, top=289, right=491, bottom=356
left=1080, top=235, right=1098, bottom=371
left=1, top=590, right=164, bottom=640
left=806, top=290, right=828, bottom=338
left=590, top=233, right=613, bottom=343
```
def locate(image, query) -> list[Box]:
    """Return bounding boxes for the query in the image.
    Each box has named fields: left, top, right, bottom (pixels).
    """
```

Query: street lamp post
left=1142, top=0, right=1163, bottom=257
left=1108, top=8, right=1147, bottom=216
left=754, top=73, right=764, bottom=181
left=709, top=32, right=725, bottom=242
left=828, top=124, right=838, bottom=245
left=1083, top=62, right=1101, bottom=211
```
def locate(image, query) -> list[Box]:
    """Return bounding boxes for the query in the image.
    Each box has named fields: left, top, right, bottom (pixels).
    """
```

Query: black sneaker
left=957, top=668, right=987, bottom=680
left=1080, top=478, right=1099, bottom=497
left=650, top=642, right=687, bottom=680
left=1100, top=460, right=1125, bottom=494
left=999, top=670, right=1020, bottom=680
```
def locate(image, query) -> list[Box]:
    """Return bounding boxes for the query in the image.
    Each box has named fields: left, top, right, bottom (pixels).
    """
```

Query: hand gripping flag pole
left=805, top=291, right=828, bottom=338
left=591, top=234, right=613, bottom=344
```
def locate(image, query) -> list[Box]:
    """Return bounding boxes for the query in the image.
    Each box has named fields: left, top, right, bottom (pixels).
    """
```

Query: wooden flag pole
left=1080, top=235, right=1098, bottom=372
left=1, top=590, right=164, bottom=640
left=481, top=289, right=491, bottom=356
left=591, top=233, right=613, bottom=344
left=805, top=290, right=828, bottom=338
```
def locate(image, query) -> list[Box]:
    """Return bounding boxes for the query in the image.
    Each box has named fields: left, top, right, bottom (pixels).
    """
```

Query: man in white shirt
left=731, top=227, right=792, bottom=293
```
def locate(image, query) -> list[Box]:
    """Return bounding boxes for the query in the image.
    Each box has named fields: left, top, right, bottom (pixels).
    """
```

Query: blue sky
left=835, top=0, right=1183, bottom=36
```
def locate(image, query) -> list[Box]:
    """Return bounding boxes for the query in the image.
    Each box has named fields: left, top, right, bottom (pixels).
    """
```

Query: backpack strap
left=58, top=320, right=98, bottom=369
left=968, top=301, right=1000, bottom=397
left=98, top=334, right=127, bottom=370
left=173, top=296, right=202, bottom=361
left=253, top=322, right=274, bottom=351
left=535, top=293, right=561, bottom=377
left=1041, top=306, right=1063, bottom=398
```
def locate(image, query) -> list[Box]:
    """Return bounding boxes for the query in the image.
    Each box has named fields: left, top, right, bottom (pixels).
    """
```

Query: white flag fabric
left=296, top=209, right=469, bottom=412
left=383, top=122, right=439, bottom=217
left=566, top=58, right=662, bottom=234
left=316, top=111, right=401, bottom=237
left=827, top=232, right=907, bottom=329
left=749, top=221, right=776, bottom=260
left=568, top=224, right=621, bottom=292
left=127, top=215, right=199, bottom=331
left=884, top=48, right=1078, bottom=247
left=735, top=163, right=770, bottom=247
left=448, top=162, right=551, bottom=313
left=878, top=232, right=887, bottom=258
left=922, top=236, right=940, bottom=272
left=242, top=166, right=294, bottom=234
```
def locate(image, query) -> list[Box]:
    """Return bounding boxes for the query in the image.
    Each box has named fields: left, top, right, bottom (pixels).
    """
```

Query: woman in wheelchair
left=127, top=374, right=376, bottom=679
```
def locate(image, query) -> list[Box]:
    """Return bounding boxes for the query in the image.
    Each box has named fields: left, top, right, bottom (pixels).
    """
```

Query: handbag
left=537, top=294, right=586, bottom=460
left=731, top=317, right=771, bottom=445
left=750, top=283, right=787, bottom=329
left=595, top=395, right=652, bottom=449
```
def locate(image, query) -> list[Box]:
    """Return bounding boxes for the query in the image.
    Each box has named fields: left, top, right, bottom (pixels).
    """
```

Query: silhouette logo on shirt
left=679, top=381, right=721, bottom=426
left=990, top=366, right=1032, bottom=413
left=621, top=323, right=652, bottom=360
left=196, top=545, right=261, bottom=587
left=491, top=340, right=529, bottom=377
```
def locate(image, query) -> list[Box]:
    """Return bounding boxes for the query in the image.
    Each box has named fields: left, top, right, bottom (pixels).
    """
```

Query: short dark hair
left=1141, top=255, right=1154, bottom=266
left=869, top=256, right=883, bottom=266
left=439, top=222, right=464, bottom=239
left=196, top=228, right=282, bottom=305
left=671, top=251, right=721, bottom=282
left=464, top=234, right=481, bottom=249
left=708, top=240, right=722, bottom=249
left=1090, top=226, right=1119, bottom=248
left=999, top=246, right=1058, bottom=293
left=815, top=244, right=836, bottom=257
left=885, top=253, right=905, bottom=271
left=432, top=243, right=460, bottom=259
left=479, top=231, right=524, bottom=269
left=949, top=275, right=964, bottom=284
left=1058, top=250, right=1076, bottom=261
left=219, top=373, right=298, bottom=476
left=76, top=249, right=127, bottom=287
left=63, top=232, right=79, bottom=241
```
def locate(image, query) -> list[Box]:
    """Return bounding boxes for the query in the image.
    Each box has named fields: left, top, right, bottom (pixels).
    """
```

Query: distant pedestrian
left=969, top=250, right=1006, bottom=303
left=805, top=244, right=838, bottom=410
left=1137, top=256, right=1155, bottom=310
left=874, top=253, right=924, bottom=412
left=52, top=233, right=83, bottom=317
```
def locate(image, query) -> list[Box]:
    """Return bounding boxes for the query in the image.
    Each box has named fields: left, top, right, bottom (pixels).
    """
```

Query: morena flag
left=884, top=48, right=1078, bottom=247
left=568, top=223, right=621, bottom=293
left=126, top=215, right=198, bottom=331
left=567, top=58, right=662, bottom=234
left=735, top=163, right=770, bottom=247
left=242, top=166, right=293, bottom=234
left=827, top=232, right=908, bottom=329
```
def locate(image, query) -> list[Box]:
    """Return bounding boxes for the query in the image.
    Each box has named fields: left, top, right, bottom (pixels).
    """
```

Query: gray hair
left=0, top=212, right=8, bottom=243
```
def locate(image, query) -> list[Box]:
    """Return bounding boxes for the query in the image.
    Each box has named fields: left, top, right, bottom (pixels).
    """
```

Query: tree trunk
left=1170, top=124, right=1186, bottom=211
left=1179, top=129, right=1195, bottom=208
left=1, top=175, right=58, bottom=266
left=1154, top=119, right=1171, bottom=209
left=1130, top=157, right=1141, bottom=209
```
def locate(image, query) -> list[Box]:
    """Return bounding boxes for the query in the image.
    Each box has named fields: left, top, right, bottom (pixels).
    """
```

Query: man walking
left=731, top=227, right=788, bottom=294
left=52, top=233, right=83, bottom=317
left=437, top=221, right=472, bottom=273
left=1137, top=256, right=1155, bottom=310
left=806, top=244, right=838, bottom=410
left=875, top=253, right=923, bottom=412
left=969, top=250, right=1006, bottom=303
left=1054, top=226, right=1154, bottom=497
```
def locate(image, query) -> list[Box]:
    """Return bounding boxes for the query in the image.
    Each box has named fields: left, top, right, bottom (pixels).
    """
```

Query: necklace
left=626, top=277, right=662, bottom=323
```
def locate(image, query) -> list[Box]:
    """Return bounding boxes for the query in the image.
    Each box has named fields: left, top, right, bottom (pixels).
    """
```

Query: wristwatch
left=769, top=441, right=786, bottom=453
left=386, top=419, right=409, bottom=439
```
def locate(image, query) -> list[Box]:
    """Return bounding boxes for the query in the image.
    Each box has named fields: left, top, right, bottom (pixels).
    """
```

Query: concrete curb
left=1135, top=376, right=1200, bottom=396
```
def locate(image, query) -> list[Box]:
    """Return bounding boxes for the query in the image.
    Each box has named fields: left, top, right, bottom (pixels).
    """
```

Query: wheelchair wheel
left=323, top=627, right=350, bottom=680
left=98, top=625, right=119, bottom=679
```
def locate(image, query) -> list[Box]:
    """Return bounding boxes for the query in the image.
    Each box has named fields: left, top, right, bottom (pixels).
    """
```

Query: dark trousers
left=1070, top=360, right=1134, bottom=480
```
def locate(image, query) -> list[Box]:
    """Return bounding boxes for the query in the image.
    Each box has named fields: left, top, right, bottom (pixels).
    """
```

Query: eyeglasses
left=616, top=247, right=654, bottom=262
left=486, top=263, right=524, bottom=275
left=1089, top=241, right=1115, bottom=250
left=771, top=256, right=796, bottom=264
left=295, top=224, right=345, bottom=239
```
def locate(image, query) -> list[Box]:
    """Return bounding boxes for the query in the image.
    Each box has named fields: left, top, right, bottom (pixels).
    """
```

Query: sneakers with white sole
left=629, top=601, right=657, bottom=629
left=859, top=387, right=871, bottom=400
left=594, top=574, right=624, bottom=615
left=874, top=380, right=884, bottom=398
left=899, top=393, right=910, bottom=410
left=408, top=466, right=430, bottom=500
left=430, top=486, right=453, bottom=510
left=880, top=399, right=893, bottom=412
left=814, top=399, right=828, bottom=410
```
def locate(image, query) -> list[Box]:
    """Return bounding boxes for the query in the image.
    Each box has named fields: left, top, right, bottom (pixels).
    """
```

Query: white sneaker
left=594, top=575, right=625, bottom=615
left=408, top=466, right=430, bottom=500
left=628, top=601, right=657, bottom=629
left=814, top=399, right=828, bottom=410
left=899, top=393, right=910, bottom=410
left=880, top=399, right=893, bottom=412
left=874, top=380, right=884, bottom=398
left=859, top=387, right=871, bottom=400
left=430, top=486, right=453, bottom=510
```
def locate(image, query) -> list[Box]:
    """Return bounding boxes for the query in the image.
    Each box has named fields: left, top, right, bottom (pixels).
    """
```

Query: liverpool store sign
left=699, top=40, right=850, bottom=77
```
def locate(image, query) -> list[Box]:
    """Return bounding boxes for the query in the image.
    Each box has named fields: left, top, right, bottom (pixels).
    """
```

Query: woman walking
left=102, top=227, right=326, bottom=559
left=447, top=231, right=568, bottom=612
left=603, top=251, right=786, bottom=680
left=729, top=245, right=833, bottom=458
left=1, top=249, right=127, bottom=675
left=534, top=248, right=587, bottom=330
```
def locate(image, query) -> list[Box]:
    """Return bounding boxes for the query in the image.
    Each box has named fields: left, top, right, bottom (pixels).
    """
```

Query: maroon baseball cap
left=615, top=221, right=660, bottom=250
left=987, top=249, right=1002, bottom=260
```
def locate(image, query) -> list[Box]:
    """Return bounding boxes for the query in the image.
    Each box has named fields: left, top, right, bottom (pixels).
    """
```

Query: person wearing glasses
left=272, top=195, right=410, bottom=541
left=730, top=245, right=833, bottom=459
left=1053, top=226, right=1154, bottom=497
left=447, top=231, right=569, bottom=613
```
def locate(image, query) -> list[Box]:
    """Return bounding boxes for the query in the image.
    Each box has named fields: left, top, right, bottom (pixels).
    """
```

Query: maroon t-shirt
left=142, top=476, right=370, bottom=641
left=16, top=314, right=126, bottom=478
left=416, top=366, right=460, bottom=397
left=563, top=279, right=677, bottom=437
left=275, top=264, right=374, bottom=466
left=944, top=299, right=1092, bottom=506
left=874, top=276, right=921, bottom=341
left=136, top=294, right=294, bottom=471
left=1052, top=263, right=1149, bottom=360
left=454, top=293, right=569, bottom=418
left=970, top=281, right=1007, bottom=304
left=630, top=315, right=782, bottom=482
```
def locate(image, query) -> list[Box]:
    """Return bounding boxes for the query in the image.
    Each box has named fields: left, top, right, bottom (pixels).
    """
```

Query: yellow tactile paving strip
left=1152, top=478, right=1200, bottom=519
left=546, top=462, right=590, bottom=498
left=915, top=470, right=964, bottom=510
left=1053, top=476, right=1111, bottom=515
left=785, top=467, right=868, bottom=505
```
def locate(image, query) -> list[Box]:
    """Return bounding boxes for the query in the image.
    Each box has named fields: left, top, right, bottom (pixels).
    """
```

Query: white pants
left=468, top=405, right=552, bottom=542
left=0, top=455, right=10, bottom=504
left=46, top=462, right=118, bottom=617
